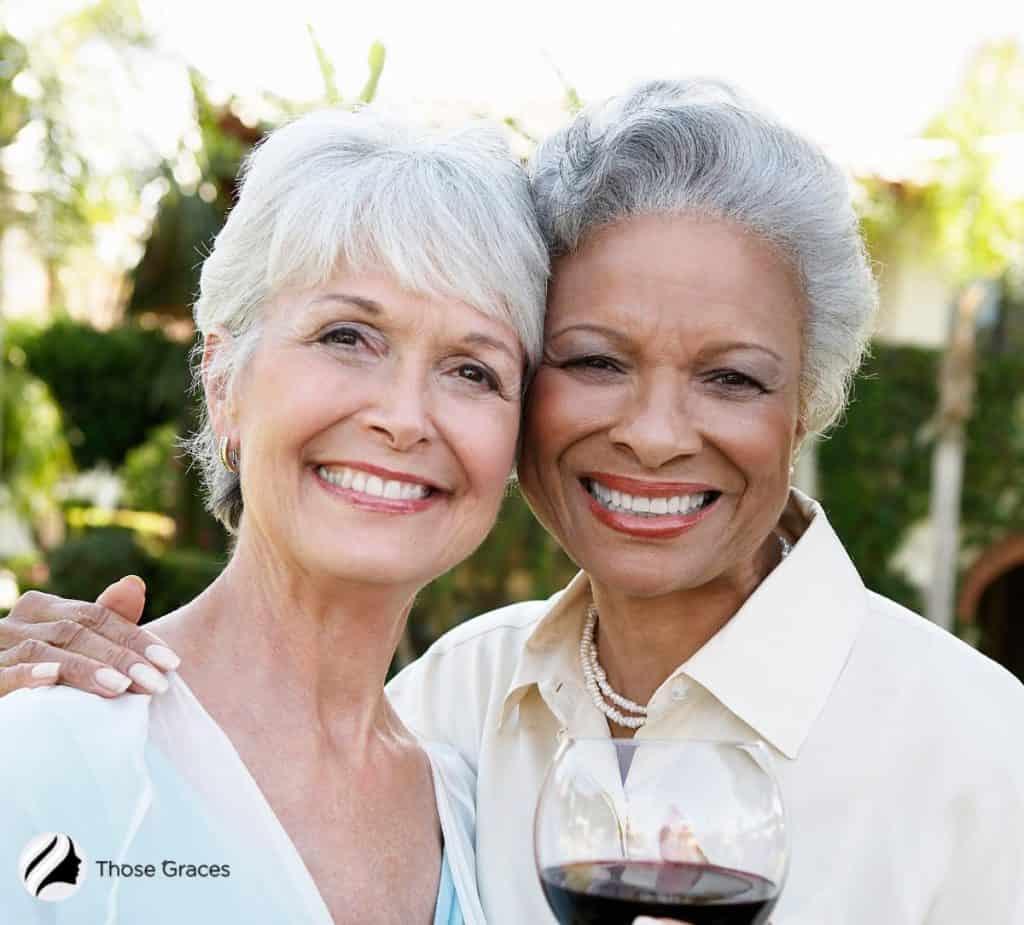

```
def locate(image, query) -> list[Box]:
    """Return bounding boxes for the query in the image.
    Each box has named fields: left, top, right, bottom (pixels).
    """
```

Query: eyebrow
left=549, top=323, right=783, bottom=364
left=309, top=293, right=382, bottom=314
left=311, top=293, right=519, bottom=364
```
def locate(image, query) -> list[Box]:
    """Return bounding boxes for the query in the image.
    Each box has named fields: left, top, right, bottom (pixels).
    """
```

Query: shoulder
left=421, top=595, right=557, bottom=658
left=0, top=686, right=150, bottom=758
left=390, top=594, right=557, bottom=695
left=856, top=591, right=1024, bottom=743
left=386, top=593, right=563, bottom=762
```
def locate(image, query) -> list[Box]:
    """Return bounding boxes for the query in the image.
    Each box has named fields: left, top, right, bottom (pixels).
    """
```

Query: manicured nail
left=95, top=667, right=132, bottom=693
left=32, top=662, right=60, bottom=680
left=129, top=663, right=169, bottom=694
left=145, top=644, right=180, bottom=671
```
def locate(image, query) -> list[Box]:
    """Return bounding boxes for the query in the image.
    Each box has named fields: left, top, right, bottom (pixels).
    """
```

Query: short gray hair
left=529, top=78, right=878, bottom=435
left=188, top=107, right=549, bottom=531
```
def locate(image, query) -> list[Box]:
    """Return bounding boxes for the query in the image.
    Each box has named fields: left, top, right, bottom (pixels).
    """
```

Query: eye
left=708, top=370, right=767, bottom=391
left=564, top=355, right=623, bottom=373
left=319, top=326, right=365, bottom=348
left=456, top=363, right=500, bottom=390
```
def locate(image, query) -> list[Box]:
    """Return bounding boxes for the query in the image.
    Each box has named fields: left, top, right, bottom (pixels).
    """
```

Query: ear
left=794, top=419, right=807, bottom=449
left=201, top=328, right=237, bottom=439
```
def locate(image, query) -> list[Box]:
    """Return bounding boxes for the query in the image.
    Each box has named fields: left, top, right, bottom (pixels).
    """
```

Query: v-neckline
left=162, top=672, right=448, bottom=925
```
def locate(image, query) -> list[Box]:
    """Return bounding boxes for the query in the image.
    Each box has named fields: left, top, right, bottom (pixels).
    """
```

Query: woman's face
left=218, top=267, right=524, bottom=591
left=518, top=213, right=805, bottom=598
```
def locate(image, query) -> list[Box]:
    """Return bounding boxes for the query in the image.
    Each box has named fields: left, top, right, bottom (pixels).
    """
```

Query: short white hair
left=188, top=107, right=549, bottom=530
left=529, top=78, right=879, bottom=435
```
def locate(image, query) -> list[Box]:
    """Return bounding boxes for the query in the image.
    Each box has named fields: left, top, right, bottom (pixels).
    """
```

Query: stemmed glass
left=534, top=738, right=787, bottom=925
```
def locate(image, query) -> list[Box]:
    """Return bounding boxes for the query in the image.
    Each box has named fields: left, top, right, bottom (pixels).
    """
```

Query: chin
left=582, top=551, right=709, bottom=599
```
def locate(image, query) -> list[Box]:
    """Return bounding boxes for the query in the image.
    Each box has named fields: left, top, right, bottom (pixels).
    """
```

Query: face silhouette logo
left=18, top=833, right=87, bottom=902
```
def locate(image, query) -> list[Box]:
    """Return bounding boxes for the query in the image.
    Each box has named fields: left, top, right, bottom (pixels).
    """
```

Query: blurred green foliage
left=10, top=320, right=190, bottom=468
left=44, top=525, right=224, bottom=623
left=0, top=357, right=73, bottom=529
left=822, top=337, right=1024, bottom=615
left=119, top=423, right=180, bottom=512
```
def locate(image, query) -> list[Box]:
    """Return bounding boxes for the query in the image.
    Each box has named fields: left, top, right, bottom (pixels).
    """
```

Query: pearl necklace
left=580, top=532, right=793, bottom=730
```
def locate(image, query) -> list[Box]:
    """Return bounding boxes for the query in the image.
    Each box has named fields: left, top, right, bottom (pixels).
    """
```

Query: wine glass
left=534, top=738, right=787, bottom=925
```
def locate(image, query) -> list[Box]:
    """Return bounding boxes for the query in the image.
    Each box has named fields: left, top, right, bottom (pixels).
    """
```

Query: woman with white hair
left=5, top=80, right=1024, bottom=924
left=0, top=106, right=548, bottom=923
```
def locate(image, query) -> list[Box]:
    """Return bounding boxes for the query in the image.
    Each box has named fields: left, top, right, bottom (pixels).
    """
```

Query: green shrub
left=119, top=423, right=182, bottom=513
left=147, top=547, right=225, bottom=620
left=1, top=356, right=74, bottom=529
left=44, top=526, right=224, bottom=624
left=45, top=526, right=156, bottom=605
left=12, top=321, right=191, bottom=469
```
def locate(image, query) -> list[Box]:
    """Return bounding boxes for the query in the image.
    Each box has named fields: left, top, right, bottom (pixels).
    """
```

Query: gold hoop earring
left=218, top=436, right=239, bottom=474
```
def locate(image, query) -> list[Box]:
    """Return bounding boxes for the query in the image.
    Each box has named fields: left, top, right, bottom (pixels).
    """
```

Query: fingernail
left=95, top=667, right=132, bottom=693
left=129, top=662, right=169, bottom=694
left=145, top=644, right=180, bottom=671
left=32, top=662, right=60, bottom=680
left=124, top=574, right=147, bottom=591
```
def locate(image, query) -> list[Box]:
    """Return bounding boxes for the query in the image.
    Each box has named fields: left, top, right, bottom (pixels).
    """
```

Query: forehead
left=273, top=266, right=522, bottom=345
left=547, top=213, right=805, bottom=343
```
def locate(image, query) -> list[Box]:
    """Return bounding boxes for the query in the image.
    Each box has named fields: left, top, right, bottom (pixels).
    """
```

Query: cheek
left=450, top=403, right=520, bottom=502
left=523, top=371, right=607, bottom=462
left=712, top=402, right=797, bottom=487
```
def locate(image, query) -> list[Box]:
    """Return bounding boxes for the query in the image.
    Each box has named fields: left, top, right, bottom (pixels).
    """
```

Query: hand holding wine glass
left=535, top=739, right=786, bottom=925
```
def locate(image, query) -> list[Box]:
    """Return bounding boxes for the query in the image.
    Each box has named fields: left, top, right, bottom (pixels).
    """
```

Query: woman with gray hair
left=0, top=105, right=548, bottom=924
left=5, top=79, right=1023, bottom=924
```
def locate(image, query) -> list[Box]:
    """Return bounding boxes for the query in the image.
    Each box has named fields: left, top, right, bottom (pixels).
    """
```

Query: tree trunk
left=926, top=282, right=986, bottom=631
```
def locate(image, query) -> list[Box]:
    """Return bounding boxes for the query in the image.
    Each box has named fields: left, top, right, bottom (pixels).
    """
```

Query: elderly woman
left=0, top=107, right=549, bottom=923
left=5, top=80, right=1024, bottom=925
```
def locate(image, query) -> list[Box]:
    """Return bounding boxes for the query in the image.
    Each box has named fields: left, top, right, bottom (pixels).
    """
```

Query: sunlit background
left=1, top=0, right=1022, bottom=676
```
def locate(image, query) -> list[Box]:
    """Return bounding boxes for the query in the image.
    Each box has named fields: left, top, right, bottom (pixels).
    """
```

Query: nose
left=359, top=367, right=436, bottom=453
left=606, top=371, right=702, bottom=469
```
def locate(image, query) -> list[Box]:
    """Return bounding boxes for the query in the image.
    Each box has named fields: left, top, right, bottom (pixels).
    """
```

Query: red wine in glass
left=540, top=859, right=778, bottom=925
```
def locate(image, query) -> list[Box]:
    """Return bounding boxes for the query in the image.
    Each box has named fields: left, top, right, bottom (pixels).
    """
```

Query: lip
left=316, top=460, right=445, bottom=492
left=582, top=472, right=719, bottom=498
left=313, top=466, right=445, bottom=514
left=579, top=478, right=720, bottom=539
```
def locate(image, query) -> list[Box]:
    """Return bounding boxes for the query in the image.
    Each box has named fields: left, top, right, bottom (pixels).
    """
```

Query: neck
left=589, top=532, right=782, bottom=711
left=151, top=526, right=420, bottom=751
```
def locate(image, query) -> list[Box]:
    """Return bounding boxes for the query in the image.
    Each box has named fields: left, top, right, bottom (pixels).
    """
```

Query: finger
left=0, top=640, right=134, bottom=698
left=29, top=621, right=171, bottom=695
left=95, top=575, right=147, bottom=623
left=0, top=663, right=61, bottom=696
left=25, top=596, right=180, bottom=676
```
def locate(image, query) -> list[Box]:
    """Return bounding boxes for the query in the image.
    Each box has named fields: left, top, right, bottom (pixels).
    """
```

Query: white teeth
left=318, top=466, right=430, bottom=500
left=586, top=479, right=714, bottom=518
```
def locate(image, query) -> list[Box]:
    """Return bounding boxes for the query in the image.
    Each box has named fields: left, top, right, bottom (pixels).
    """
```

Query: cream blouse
left=388, top=491, right=1024, bottom=924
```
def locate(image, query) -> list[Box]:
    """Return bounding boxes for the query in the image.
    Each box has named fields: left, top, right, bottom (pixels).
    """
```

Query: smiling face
left=517, top=213, right=806, bottom=598
left=211, top=268, right=524, bottom=592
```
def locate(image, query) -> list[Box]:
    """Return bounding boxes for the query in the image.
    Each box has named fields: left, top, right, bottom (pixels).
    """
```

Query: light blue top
left=0, top=679, right=478, bottom=924
left=434, top=849, right=463, bottom=925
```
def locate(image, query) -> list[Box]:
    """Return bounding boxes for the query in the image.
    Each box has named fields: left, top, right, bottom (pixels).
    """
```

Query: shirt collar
left=683, top=490, right=866, bottom=758
left=499, top=490, right=867, bottom=758
left=498, top=570, right=592, bottom=730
